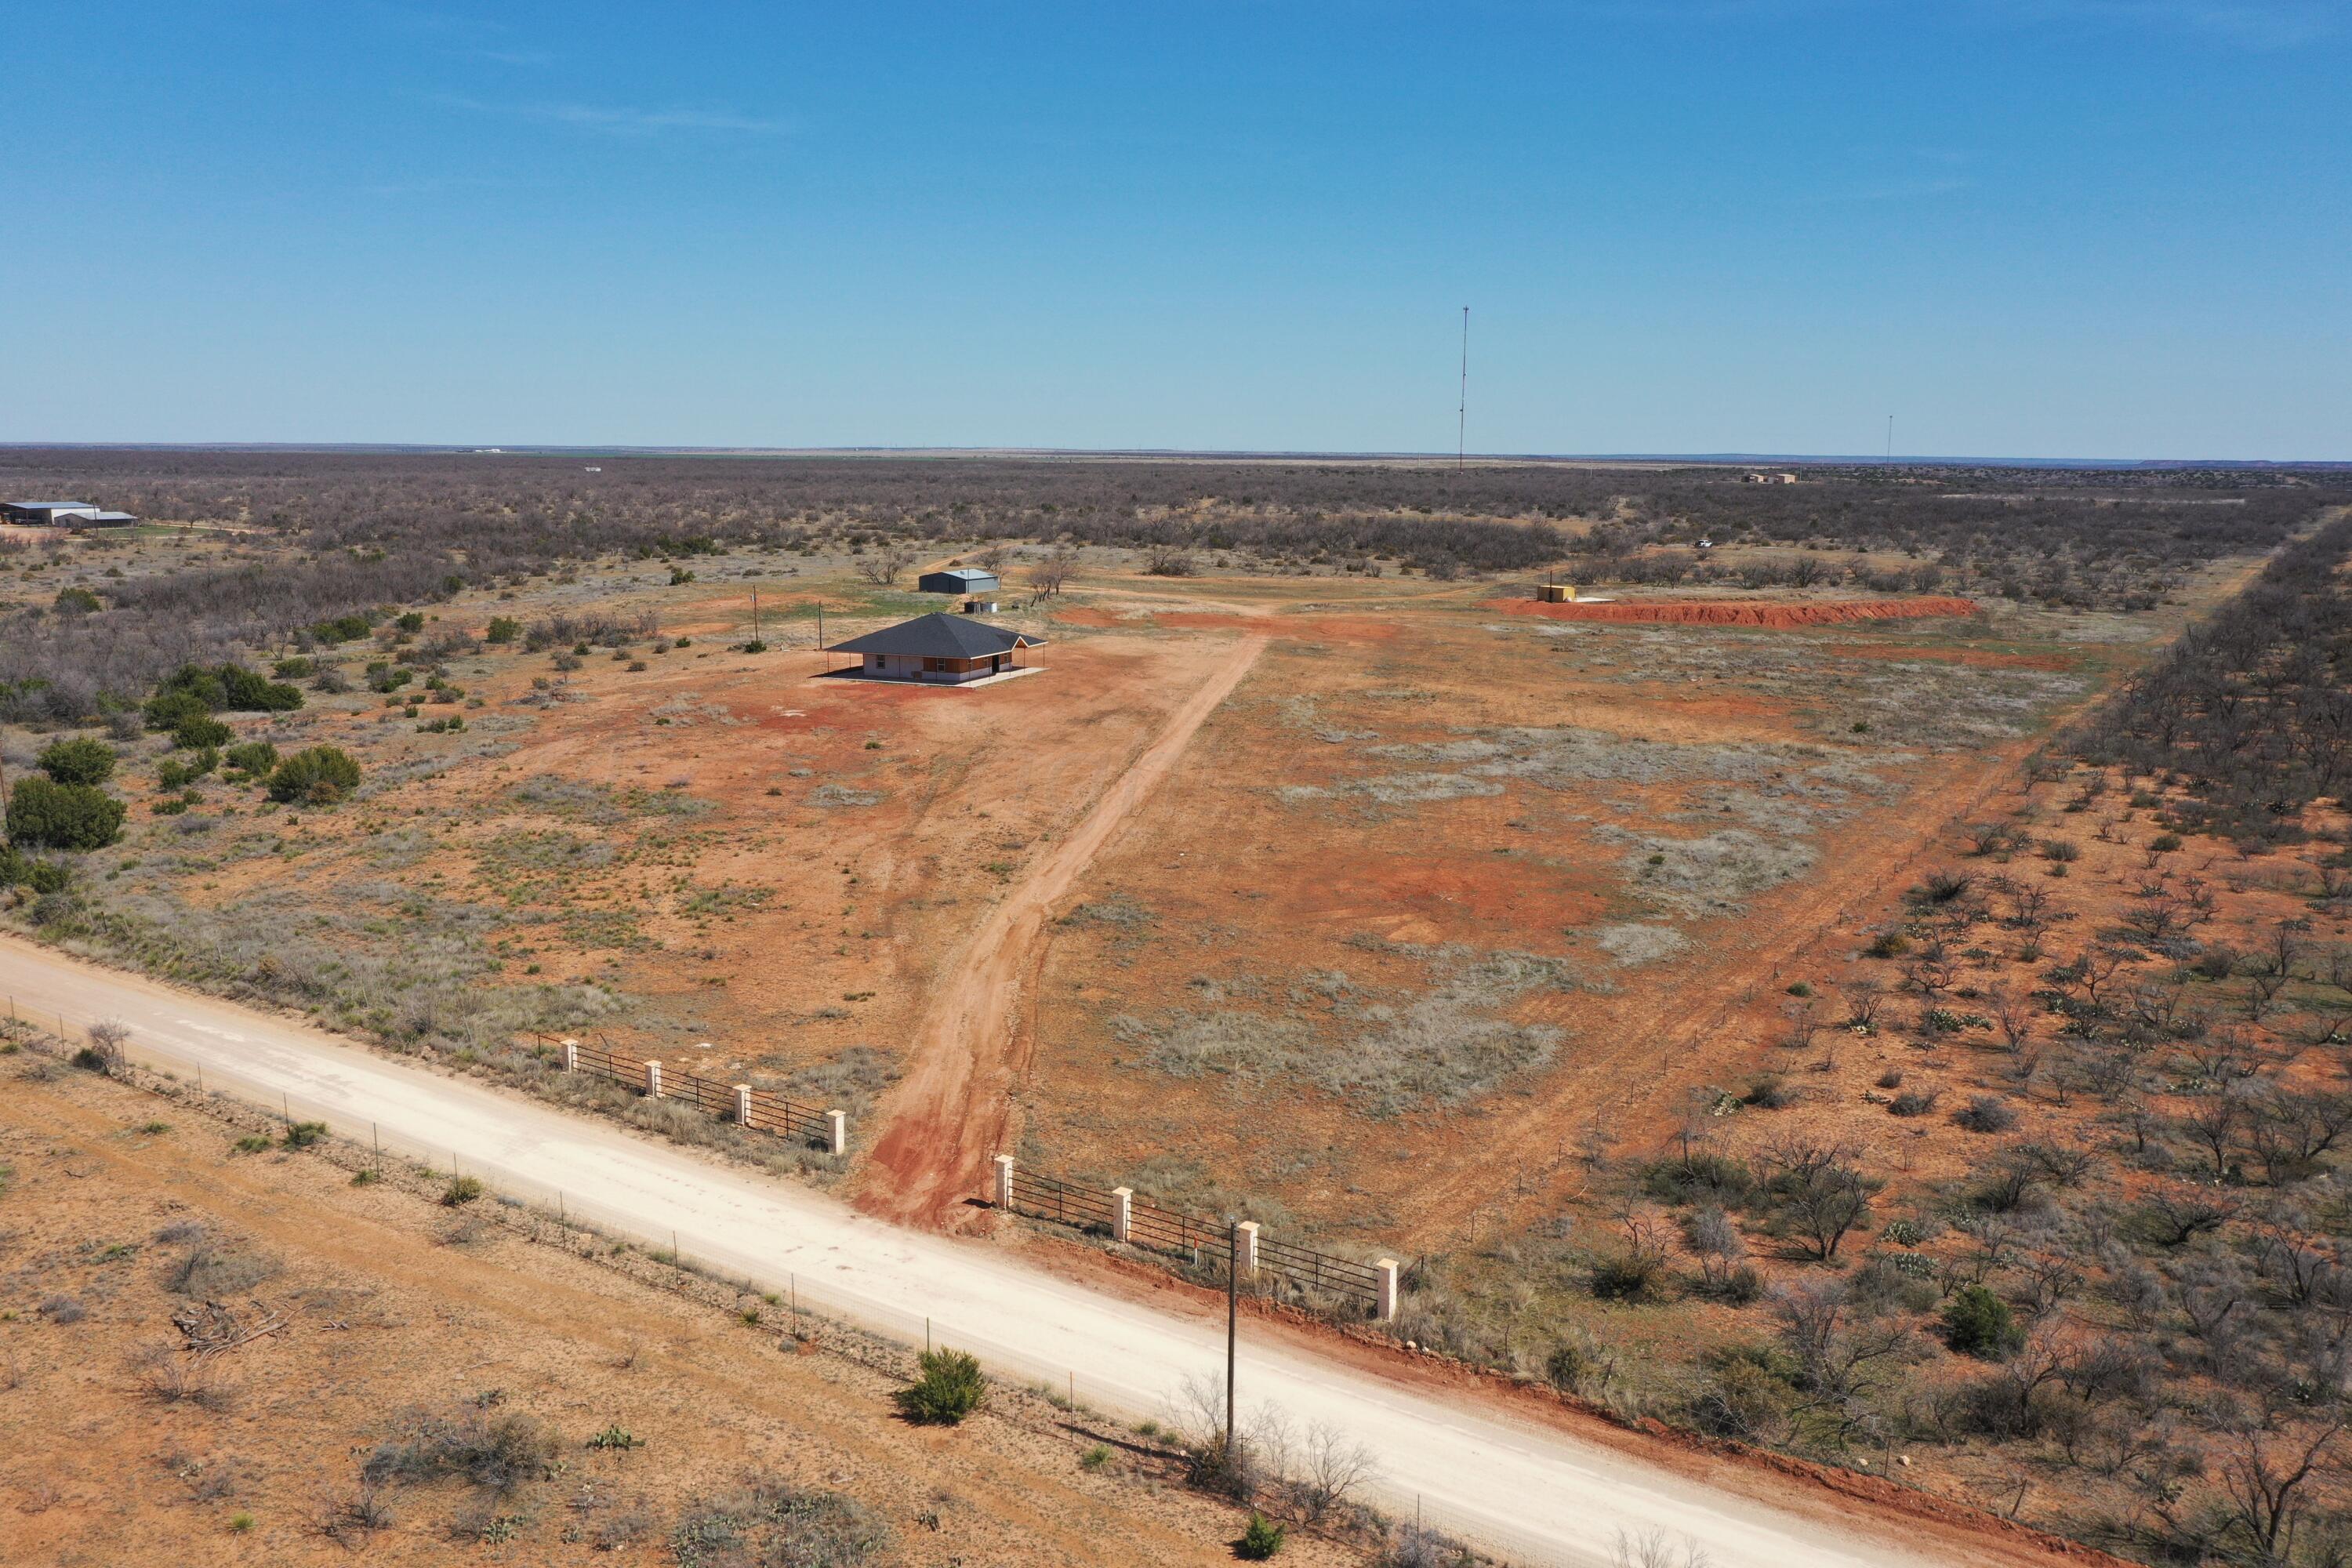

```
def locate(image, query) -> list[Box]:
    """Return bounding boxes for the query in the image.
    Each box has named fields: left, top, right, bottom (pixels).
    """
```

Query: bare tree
left=1989, top=987, right=2038, bottom=1055
left=1771, top=1279, right=1911, bottom=1442
left=1029, top=547, right=1079, bottom=597
left=2180, top=1087, right=2249, bottom=1180
left=1285, top=1422, right=1377, bottom=1523
left=851, top=543, right=914, bottom=586
left=1612, top=1530, right=1712, bottom=1568
left=1686, top=1204, right=1749, bottom=1294
left=2214, top=1414, right=2346, bottom=1564
left=1839, top=978, right=1887, bottom=1032
left=85, top=1018, right=132, bottom=1073
left=1757, top=1138, right=1878, bottom=1261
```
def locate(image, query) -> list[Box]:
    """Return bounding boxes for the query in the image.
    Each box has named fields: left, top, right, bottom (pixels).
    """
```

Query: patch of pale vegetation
left=30, top=880, right=619, bottom=1056
left=810, top=783, right=881, bottom=808
left=506, top=774, right=628, bottom=824
left=1605, top=826, right=1817, bottom=916
left=1116, top=946, right=1573, bottom=1117
left=1355, top=771, right=1505, bottom=804
left=1595, top=923, right=1690, bottom=967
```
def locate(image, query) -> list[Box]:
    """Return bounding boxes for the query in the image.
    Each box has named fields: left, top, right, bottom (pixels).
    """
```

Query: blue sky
left=2, top=2, right=2344, bottom=458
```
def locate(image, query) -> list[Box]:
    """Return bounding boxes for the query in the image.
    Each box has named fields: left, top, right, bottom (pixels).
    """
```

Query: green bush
left=1942, top=1285, right=2021, bottom=1359
left=267, top=746, right=362, bottom=806
left=311, top=612, right=375, bottom=644
left=272, top=656, right=313, bottom=678
left=53, top=586, right=103, bottom=615
left=143, top=688, right=212, bottom=733
left=442, top=1175, right=485, bottom=1206
left=396, top=612, right=426, bottom=633
left=0, top=844, right=70, bottom=891
left=6, top=777, right=124, bottom=850
left=172, top=716, right=234, bottom=750
left=1238, top=1512, right=1286, bottom=1559
left=894, top=1348, right=986, bottom=1425
left=157, top=747, right=218, bottom=792
left=37, top=737, right=116, bottom=786
left=224, top=741, right=278, bottom=775
left=218, top=663, right=303, bottom=712
left=158, top=662, right=228, bottom=705
left=281, top=1120, right=328, bottom=1149
left=485, top=616, right=521, bottom=644
left=1590, top=1250, right=1667, bottom=1301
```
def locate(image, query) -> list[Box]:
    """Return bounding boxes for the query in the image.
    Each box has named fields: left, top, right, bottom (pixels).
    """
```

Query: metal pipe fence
left=556, top=1036, right=837, bottom=1150
left=1000, top=1162, right=1392, bottom=1316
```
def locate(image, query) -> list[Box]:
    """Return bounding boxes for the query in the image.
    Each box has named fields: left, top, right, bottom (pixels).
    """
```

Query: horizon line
left=1, top=441, right=2346, bottom=470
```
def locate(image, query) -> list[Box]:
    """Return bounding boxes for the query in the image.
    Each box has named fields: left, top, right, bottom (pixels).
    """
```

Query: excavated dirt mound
left=1487, top=595, right=1980, bottom=627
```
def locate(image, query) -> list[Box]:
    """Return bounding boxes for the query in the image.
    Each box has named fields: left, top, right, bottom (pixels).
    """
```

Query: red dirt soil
left=1487, top=595, right=1981, bottom=627
left=856, top=633, right=1272, bottom=1226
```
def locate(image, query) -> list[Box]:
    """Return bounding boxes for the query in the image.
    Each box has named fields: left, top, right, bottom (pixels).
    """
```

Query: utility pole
left=1225, top=1219, right=1240, bottom=1456
left=1457, top=307, right=1470, bottom=473
left=1886, top=414, right=1893, bottom=462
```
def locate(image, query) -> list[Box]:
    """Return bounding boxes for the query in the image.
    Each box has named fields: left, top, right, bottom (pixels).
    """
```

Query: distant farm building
left=916, top=567, right=1000, bottom=597
left=824, top=612, right=1044, bottom=684
left=1742, top=472, right=1798, bottom=485
left=2, top=500, right=137, bottom=528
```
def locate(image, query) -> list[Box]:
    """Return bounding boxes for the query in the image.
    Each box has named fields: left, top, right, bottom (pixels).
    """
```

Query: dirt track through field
left=858, top=633, right=1272, bottom=1225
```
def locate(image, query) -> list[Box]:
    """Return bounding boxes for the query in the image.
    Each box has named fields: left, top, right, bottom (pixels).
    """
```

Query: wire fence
left=6, top=1011, right=1587, bottom=1566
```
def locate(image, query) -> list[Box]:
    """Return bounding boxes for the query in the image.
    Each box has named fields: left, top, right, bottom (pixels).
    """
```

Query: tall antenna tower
left=1886, top=413, right=1893, bottom=462
left=1457, top=307, right=1470, bottom=472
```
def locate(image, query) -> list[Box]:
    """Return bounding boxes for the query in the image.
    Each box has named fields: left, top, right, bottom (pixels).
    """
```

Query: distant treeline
left=2072, top=511, right=2352, bottom=844
left=1, top=449, right=2343, bottom=725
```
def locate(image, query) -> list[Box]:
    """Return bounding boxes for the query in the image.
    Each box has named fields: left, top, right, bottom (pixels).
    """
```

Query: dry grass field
left=0, top=1040, right=1358, bottom=1566
left=5, top=456, right=2350, bottom=1564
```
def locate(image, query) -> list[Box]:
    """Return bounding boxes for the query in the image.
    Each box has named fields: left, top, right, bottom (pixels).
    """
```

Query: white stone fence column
left=1110, top=1186, right=1133, bottom=1244
left=733, top=1084, right=753, bottom=1126
left=826, top=1110, right=848, bottom=1158
left=560, top=1038, right=579, bottom=1073
left=644, top=1059, right=662, bottom=1098
left=1236, top=1220, right=1259, bottom=1276
left=993, top=1153, right=1014, bottom=1208
left=1375, top=1258, right=1400, bottom=1323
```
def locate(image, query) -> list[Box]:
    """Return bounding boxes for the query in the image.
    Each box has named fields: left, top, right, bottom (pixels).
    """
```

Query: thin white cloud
left=448, top=96, right=789, bottom=136
left=362, top=173, right=513, bottom=198
left=459, top=47, right=557, bottom=67
left=1550, top=0, right=2336, bottom=47
left=2005, top=0, right=2338, bottom=47
left=1800, top=175, right=1974, bottom=205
